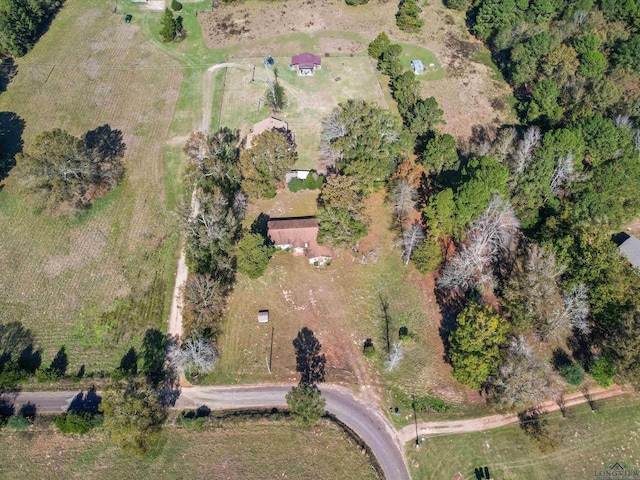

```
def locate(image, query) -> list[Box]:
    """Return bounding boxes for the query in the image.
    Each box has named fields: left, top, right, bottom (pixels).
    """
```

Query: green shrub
left=412, top=396, right=449, bottom=413
left=411, top=237, right=443, bottom=274
left=558, top=363, right=584, bottom=386
left=398, top=326, right=409, bottom=340
left=7, top=415, right=31, bottom=431
left=363, top=339, right=376, bottom=358
left=345, top=0, right=369, bottom=4
left=288, top=178, right=306, bottom=192
left=443, top=0, right=468, bottom=10
left=396, top=0, right=424, bottom=33
left=55, top=412, right=100, bottom=434
left=35, top=367, right=62, bottom=383
left=588, top=356, right=616, bottom=387
left=179, top=414, right=206, bottom=430
left=305, top=172, right=323, bottom=190
left=171, top=0, right=182, bottom=11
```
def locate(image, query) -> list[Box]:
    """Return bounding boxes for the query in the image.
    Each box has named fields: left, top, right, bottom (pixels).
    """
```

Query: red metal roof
left=291, top=53, right=322, bottom=68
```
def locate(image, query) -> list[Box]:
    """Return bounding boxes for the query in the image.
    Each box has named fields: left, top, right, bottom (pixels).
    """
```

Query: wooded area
left=0, top=0, right=63, bottom=56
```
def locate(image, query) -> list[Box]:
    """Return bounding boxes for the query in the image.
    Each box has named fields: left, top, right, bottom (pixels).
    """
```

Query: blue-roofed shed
left=411, top=60, right=424, bottom=74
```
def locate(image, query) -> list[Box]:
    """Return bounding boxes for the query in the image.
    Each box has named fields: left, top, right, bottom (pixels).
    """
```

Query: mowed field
left=0, top=0, right=183, bottom=372
left=406, top=395, right=640, bottom=480
left=0, top=418, right=377, bottom=480
left=217, top=56, right=388, bottom=169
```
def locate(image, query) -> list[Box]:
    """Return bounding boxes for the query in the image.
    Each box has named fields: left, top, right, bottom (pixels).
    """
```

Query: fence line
left=215, top=57, right=230, bottom=132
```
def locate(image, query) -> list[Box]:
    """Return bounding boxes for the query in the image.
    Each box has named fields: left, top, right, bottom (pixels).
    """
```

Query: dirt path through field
left=201, top=62, right=252, bottom=133
left=397, top=385, right=629, bottom=444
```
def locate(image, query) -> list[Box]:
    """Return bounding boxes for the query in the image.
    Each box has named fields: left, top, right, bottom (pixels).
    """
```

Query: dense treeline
left=0, top=0, right=64, bottom=57
left=181, top=129, right=246, bottom=339
left=414, top=0, right=640, bottom=400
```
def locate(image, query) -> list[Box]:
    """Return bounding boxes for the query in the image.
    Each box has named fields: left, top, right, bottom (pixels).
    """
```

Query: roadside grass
left=0, top=418, right=377, bottom=480
left=406, top=394, right=640, bottom=480
left=0, top=0, right=182, bottom=372
left=217, top=55, right=388, bottom=168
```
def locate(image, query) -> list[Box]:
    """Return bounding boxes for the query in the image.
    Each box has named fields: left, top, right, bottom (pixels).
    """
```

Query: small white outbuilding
left=258, top=310, right=269, bottom=323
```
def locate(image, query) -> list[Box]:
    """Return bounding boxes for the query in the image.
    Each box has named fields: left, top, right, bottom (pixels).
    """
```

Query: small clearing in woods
left=200, top=0, right=515, bottom=139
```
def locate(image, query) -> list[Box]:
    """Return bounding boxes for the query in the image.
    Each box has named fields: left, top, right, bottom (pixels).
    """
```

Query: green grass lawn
left=217, top=55, right=388, bottom=169
left=399, top=43, right=446, bottom=82
left=406, top=394, right=640, bottom=480
left=0, top=418, right=377, bottom=480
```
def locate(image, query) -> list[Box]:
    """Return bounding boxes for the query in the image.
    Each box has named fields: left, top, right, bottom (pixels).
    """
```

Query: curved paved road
left=12, top=384, right=410, bottom=480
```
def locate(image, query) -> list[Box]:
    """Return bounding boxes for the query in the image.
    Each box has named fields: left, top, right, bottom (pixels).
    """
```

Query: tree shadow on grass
left=0, top=58, right=17, bottom=94
left=435, top=286, right=468, bottom=363
left=0, top=112, right=25, bottom=184
left=118, top=347, right=138, bottom=377
left=49, top=346, right=68, bottom=377
left=250, top=212, right=272, bottom=245
left=292, top=327, right=326, bottom=386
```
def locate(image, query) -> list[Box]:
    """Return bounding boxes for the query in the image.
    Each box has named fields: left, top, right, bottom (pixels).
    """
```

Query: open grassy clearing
left=217, top=55, right=388, bottom=169
left=207, top=193, right=467, bottom=410
left=406, top=394, right=640, bottom=480
left=0, top=0, right=182, bottom=373
left=0, top=418, right=377, bottom=480
left=398, top=43, right=446, bottom=82
left=197, top=0, right=514, bottom=138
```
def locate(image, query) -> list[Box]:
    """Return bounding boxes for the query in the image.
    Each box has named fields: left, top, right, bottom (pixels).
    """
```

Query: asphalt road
left=12, top=384, right=410, bottom=480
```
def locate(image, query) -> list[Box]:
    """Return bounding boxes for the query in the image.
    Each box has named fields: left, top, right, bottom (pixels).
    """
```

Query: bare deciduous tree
left=400, top=223, right=425, bottom=265
left=549, top=153, right=575, bottom=197
left=493, top=127, right=517, bottom=162
left=512, top=126, right=542, bottom=177
left=390, top=178, right=417, bottom=224
left=489, top=336, right=561, bottom=412
left=573, top=9, right=588, bottom=26
left=438, top=196, right=520, bottom=291
left=169, top=335, right=218, bottom=377
left=547, top=283, right=590, bottom=336
left=385, top=342, right=404, bottom=371
left=613, top=115, right=633, bottom=129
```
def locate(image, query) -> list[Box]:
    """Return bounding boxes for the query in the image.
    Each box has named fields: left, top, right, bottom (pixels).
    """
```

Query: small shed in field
left=411, top=60, right=424, bottom=75
left=258, top=310, right=269, bottom=323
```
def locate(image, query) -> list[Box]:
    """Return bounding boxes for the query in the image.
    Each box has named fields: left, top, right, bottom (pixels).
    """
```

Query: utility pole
left=268, top=325, right=274, bottom=373
left=412, top=396, right=420, bottom=448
